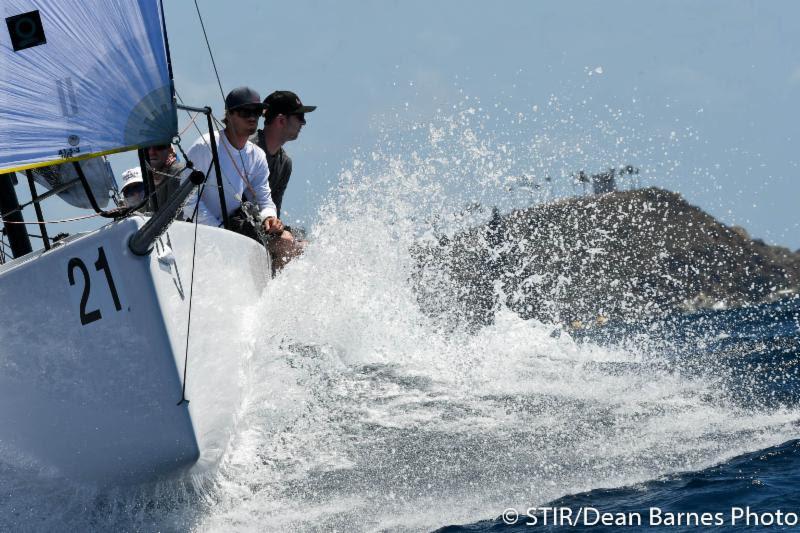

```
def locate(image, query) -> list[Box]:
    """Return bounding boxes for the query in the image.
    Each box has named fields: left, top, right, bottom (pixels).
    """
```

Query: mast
left=0, top=173, right=32, bottom=258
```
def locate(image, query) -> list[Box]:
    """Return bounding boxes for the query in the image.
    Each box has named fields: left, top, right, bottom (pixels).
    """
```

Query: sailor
left=120, top=167, right=145, bottom=207
left=185, top=86, right=282, bottom=244
left=145, top=143, right=186, bottom=213
left=251, top=90, right=316, bottom=269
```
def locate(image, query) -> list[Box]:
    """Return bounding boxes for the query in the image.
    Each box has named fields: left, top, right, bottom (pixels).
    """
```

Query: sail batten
left=0, top=0, right=176, bottom=173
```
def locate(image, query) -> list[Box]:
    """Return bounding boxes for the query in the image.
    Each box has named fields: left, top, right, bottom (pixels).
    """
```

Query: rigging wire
left=0, top=212, right=101, bottom=224
left=193, top=0, right=225, bottom=102
left=178, top=111, right=202, bottom=137
left=174, top=89, right=208, bottom=142
left=169, top=0, right=233, bottom=403
left=177, top=179, right=207, bottom=406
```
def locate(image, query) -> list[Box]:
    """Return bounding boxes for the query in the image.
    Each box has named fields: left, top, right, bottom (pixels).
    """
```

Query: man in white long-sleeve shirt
left=186, top=86, right=284, bottom=240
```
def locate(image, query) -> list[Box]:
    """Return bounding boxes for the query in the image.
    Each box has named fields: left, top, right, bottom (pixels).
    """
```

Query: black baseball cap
left=225, top=86, right=265, bottom=111
left=264, top=91, right=317, bottom=120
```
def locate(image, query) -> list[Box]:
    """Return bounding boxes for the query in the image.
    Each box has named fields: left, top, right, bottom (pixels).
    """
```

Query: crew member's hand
left=263, top=216, right=284, bottom=234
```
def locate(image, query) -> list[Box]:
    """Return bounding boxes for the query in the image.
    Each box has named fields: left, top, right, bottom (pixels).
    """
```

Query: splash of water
left=195, top=99, right=795, bottom=531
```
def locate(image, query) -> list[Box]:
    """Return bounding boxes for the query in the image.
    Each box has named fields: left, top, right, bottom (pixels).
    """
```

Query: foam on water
left=199, top=287, right=795, bottom=531
left=1, top=96, right=796, bottom=532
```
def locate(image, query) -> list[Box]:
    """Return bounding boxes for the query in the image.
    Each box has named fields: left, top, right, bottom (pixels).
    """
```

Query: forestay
left=0, top=0, right=177, bottom=173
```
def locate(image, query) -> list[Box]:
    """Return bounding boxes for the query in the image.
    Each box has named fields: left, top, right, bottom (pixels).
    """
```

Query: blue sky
left=35, top=0, right=800, bottom=249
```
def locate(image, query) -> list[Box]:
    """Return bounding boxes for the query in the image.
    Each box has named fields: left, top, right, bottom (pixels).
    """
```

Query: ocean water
left=2, top=101, right=798, bottom=532
left=438, top=299, right=800, bottom=532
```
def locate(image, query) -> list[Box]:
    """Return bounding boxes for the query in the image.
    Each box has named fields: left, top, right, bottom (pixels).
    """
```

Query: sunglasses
left=150, top=144, right=169, bottom=151
left=290, top=113, right=306, bottom=125
left=234, top=107, right=263, bottom=119
left=123, top=182, right=145, bottom=196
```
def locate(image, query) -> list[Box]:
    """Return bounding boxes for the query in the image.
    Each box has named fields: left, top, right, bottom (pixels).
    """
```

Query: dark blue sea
left=439, top=297, right=800, bottom=532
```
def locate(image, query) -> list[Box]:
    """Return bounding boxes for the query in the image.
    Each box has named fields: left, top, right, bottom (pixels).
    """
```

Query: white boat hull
left=0, top=217, right=269, bottom=484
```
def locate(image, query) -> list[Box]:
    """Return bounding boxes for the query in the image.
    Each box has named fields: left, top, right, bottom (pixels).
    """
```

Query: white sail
left=0, top=0, right=176, bottom=173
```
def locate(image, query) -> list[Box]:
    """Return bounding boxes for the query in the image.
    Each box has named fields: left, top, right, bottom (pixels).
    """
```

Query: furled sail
left=0, top=0, right=177, bottom=173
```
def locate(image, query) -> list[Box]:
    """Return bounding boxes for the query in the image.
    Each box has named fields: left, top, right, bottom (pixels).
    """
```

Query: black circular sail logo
left=68, top=135, right=80, bottom=146
left=15, top=18, right=35, bottom=38
left=5, top=10, right=47, bottom=52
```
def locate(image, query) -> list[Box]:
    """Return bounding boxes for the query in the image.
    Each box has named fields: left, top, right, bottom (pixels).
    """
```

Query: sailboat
left=0, top=1, right=269, bottom=484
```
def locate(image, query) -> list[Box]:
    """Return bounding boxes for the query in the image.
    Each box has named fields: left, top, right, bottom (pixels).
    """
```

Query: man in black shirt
left=251, top=90, right=316, bottom=269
